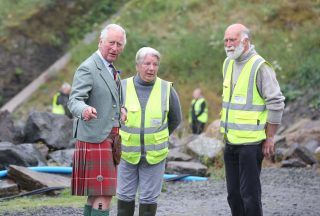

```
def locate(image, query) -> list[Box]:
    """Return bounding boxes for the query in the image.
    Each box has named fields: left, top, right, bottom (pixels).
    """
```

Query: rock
left=24, top=111, right=73, bottom=150
left=186, top=134, right=223, bottom=160
left=0, top=110, right=23, bottom=144
left=281, top=159, right=307, bottom=168
left=0, top=179, right=19, bottom=198
left=204, top=119, right=222, bottom=139
left=7, top=165, right=70, bottom=191
left=304, top=140, right=319, bottom=153
left=274, top=147, right=288, bottom=162
left=168, top=134, right=199, bottom=153
left=283, top=119, right=320, bottom=147
left=0, top=142, right=43, bottom=170
left=293, top=145, right=317, bottom=165
left=179, top=134, right=199, bottom=147
left=48, top=149, right=74, bottom=166
left=20, top=143, right=48, bottom=166
left=34, top=143, right=50, bottom=160
left=167, top=148, right=193, bottom=161
left=166, top=161, right=208, bottom=176
left=275, top=135, right=287, bottom=148
left=168, top=134, right=181, bottom=149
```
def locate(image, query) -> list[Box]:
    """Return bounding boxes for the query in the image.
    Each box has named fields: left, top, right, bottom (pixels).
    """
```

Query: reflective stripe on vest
left=120, top=77, right=171, bottom=164
left=52, top=92, right=65, bottom=115
left=220, top=55, right=268, bottom=144
left=188, top=98, right=208, bottom=123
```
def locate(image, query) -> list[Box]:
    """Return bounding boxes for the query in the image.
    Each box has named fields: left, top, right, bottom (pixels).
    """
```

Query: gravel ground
left=2, top=168, right=320, bottom=216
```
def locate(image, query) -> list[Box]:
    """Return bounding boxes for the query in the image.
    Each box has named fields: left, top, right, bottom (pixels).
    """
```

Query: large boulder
left=0, top=142, right=47, bottom=170
left=19, top=143, right=47, bottom=166
left=282, top=119, right=320, bottom=147
left=24, top=111, right=73, bottom=150
left=186, top=134, right=223, bottom=160
left=0, top=110, right=23, bottom=144
left=48, top=149, right=74, bottom=166
left=293, top=145, right=317, bottom=165
left=204, top=119, right=223, bottom=139
left=167, top=148, right=193, bottom=162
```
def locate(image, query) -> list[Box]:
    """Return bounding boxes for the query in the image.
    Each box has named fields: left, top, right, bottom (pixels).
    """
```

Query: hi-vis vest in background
left=188, top=98, right=208, bottom=123
left=52, top=92, right=65, bottom=115
left=120, top=77, right=171, bottom=164
left=220, top=55, right=269, bottom=144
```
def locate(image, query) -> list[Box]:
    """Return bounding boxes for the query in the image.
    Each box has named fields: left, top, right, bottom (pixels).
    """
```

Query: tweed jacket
left=68, top=52, right=121, bottom=143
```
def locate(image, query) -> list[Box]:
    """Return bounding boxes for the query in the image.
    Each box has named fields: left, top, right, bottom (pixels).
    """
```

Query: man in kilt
left=68, top=24, right=127, bottom=216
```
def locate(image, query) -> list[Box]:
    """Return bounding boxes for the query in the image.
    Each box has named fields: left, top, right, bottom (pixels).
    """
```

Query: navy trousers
left=224, top=143, right=264, bottom=216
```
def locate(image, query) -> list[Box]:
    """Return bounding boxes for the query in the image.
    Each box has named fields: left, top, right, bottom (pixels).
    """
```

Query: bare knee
left=92, top=196, right=113, bottom=210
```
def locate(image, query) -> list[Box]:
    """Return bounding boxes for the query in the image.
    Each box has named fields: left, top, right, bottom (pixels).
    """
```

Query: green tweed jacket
left=68, top=52, right=121, bottom=143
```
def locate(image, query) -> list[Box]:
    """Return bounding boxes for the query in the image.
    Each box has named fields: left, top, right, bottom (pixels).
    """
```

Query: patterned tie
left=109, top=64, right=120, bottom=88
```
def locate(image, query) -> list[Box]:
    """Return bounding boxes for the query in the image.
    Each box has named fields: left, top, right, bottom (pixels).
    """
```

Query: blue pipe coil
left=0, top=166, right=207, bottom=181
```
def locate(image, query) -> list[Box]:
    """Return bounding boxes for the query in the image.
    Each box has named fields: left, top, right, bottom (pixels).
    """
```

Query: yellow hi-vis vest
left=52, top=92, right=65, bottom=115
left=220, top=55, right=269, bottom=144
left=120, top=77, right=171, bottom=164
left=188, top=98, right=208, bottom=123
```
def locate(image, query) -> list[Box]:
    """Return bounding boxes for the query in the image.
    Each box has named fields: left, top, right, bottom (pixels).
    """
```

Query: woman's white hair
left=100, top=24, right=126, bottom=46
left=135, top=47, right=161, bottom=65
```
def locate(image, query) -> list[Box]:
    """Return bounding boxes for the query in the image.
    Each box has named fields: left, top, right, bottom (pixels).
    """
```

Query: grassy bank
left=12, top=0, right=320, bottom=122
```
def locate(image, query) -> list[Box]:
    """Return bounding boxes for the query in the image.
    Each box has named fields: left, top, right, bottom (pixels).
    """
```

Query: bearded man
left=220, top=23, right=285, bottom=216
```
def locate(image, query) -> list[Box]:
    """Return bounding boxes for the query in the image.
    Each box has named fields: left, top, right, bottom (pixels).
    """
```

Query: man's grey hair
left=100, top=24, right=126, bottom=46
left=240, top=27, right=251, bottom=41
left=135, top=47, right=161, bottom=65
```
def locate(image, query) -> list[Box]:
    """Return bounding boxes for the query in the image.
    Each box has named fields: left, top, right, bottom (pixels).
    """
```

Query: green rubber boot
left=117, top=199, right=135, bottom=216
left=139, top=203, right=157, bottom=216
left=84, top=204, right=92, bottom=216
left=91, top=208, right=109, bottom=216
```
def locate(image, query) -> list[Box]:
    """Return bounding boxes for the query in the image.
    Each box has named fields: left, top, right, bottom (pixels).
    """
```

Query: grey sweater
left=232, top=45, right=285, bottom=124
left=132, top=75, right=182, bottom=155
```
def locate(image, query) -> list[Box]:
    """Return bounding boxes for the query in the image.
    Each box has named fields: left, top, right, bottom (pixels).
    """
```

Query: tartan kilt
left=71, top=135, right=117, bottom=196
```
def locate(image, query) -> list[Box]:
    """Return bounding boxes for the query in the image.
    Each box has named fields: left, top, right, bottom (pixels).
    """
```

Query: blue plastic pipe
left=0, top=166, right=72, bottom=178
left=0, top=166, right=207, bottom=181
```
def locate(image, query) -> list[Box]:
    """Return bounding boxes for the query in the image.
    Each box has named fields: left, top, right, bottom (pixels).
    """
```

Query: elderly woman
left=117, top=47, right=182, bottom=216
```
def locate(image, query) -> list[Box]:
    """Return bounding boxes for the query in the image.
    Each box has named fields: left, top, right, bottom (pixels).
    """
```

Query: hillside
left=6, top=0, right=320, bottom=125
left=0, top=0, right=128, bottom=107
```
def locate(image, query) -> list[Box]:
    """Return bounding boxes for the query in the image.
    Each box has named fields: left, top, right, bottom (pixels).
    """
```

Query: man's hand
left=120, top=107, right=127, bottom=122
left=262, top=137, right=275, bottom=158
left=82, top=106, right=97, bottom=121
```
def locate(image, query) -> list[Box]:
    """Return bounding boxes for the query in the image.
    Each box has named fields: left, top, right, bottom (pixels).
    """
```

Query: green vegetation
left=0, top=0, right=51, bottom=38
left=12, top=0, right=320, bottom=122
left=0, top=0, right=128, bottom=46
left=0, top=188, right=84, bottom=212
left=112, top=0, right=320, bottom=119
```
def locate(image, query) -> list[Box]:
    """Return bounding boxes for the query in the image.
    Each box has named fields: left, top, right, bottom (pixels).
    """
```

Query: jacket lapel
left=92, top=53, right=119, bottom=100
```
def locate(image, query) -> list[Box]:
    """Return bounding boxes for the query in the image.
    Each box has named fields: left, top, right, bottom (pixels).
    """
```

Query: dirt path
left=2, top=168, right=320, bottom=216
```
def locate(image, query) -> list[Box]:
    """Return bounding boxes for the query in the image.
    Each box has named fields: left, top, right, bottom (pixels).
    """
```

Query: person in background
left=52, top=82, right=72, bottom=118
left=117, top=47, right=182, bottom=216
left=188, top=88, right=208, bottom=134
left=220, top=23, right=285, bottom=216
left=68, top=24, right=127, bottom=216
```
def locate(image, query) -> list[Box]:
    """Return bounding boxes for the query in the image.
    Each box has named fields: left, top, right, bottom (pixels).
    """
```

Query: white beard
left=225, top=42, right=244, bottom=60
